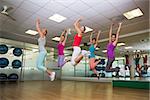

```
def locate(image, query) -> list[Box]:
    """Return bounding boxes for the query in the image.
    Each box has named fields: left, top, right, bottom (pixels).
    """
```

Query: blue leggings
left=58, top=55, right=65, bottom=67
left=36, top=51, right=47, bottom=71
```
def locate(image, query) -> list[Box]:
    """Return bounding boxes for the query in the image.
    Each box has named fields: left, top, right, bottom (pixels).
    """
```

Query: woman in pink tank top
left=57, top=30, right=68, bottom=67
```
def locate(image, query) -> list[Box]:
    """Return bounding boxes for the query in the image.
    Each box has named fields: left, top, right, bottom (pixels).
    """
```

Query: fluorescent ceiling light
left=48, top=14, right=67, bottom=23
left=85, top=26, right=93, bottom=33
left=123, top=8, right=143, bottom=19
left=25, top=30, right=38, bottom=35
left=125, top=46, right=133, bottom=49
left=102, top=50, right=107, bottom=53
left=117, top=42, right=125, bottom=46
left=52, top=37, right=60, bottom=41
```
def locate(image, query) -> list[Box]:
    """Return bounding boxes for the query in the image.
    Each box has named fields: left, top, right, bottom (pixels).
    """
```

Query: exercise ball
left=0, top=58, right=9, bottom=68
left=96, top=66, right=105, bottom=71
left=100, top=59, right=105, bottom=65
left=0, top=44, right=8, bottom=54
left=8, top=73, right=18, bottom=81
left=12, top=60, right=22, bottom=69
left=13, top=48, right=22, bottom=57
left=0, top=73, right=7, bottom=81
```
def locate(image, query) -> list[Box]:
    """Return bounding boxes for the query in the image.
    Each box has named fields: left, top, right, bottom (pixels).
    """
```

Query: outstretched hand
left=77, top=17, right=83, bottom=22
left=98, top=30, right=101, bottom=34
left=119, top=22, right=122, bottom=25
left=36, top=18, right=40, bottom=24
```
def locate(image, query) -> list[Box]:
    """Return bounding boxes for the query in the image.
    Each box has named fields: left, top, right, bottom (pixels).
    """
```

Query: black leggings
left=105, top=58, right=115, bottom=70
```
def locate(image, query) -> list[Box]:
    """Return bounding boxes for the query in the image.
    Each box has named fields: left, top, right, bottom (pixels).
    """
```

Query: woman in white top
left=36, top=18, right=55, bottom=81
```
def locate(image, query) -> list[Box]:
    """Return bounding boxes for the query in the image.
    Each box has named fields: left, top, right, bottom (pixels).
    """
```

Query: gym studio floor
left=0, top=80, right=149, bottom=100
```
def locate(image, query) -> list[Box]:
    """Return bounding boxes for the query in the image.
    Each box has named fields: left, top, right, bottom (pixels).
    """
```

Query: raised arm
left=90, top=31, right=94, bottom=43
left=113, top=22, right=122, bottom=46
left=74, top=18, right=82, bottom=36
left=62, top=30, right=68, bottom=45
left=109, top=23, right=113, bottom=43
left=95, top=30, right=101, bottom=47
left=36, top=18, right=44, bottom=38
left=60, top=29, right=66, bottom=38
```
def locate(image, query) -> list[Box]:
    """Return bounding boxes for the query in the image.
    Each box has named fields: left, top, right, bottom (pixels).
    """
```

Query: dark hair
left=82, top=26, right=86, bottom=32
left=45, top=29, right=47, bottom=35
left=112, top=34, right=116, bottom=37
left=92, top=38, right=96, bottom=41
left=61, top=35, right=65, bottom=38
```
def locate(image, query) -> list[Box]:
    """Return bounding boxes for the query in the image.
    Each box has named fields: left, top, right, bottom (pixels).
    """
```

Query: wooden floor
left=0, top=80, right=149, bottom=100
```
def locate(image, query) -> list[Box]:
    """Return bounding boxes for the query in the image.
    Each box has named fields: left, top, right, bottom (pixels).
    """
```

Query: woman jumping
left=57, top=29, right=68, bottom=67
left=89, top=30, right=101, bottom=79
left=71, top=18, right=89, bottom=66
left=105, top=22, right=122, bottom=72
left=36, top=18, right=56, bottom=81
left=134, top=53, right=141, bottom=77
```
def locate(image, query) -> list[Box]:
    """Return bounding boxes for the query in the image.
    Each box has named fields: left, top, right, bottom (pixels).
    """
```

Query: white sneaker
left=49, top=72, right=56, bottom=81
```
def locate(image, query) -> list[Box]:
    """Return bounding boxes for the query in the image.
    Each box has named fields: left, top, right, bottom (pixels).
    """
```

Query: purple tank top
left=57, top=43, right=64, bottom=55
left=107, top=42, right=116, bottom=59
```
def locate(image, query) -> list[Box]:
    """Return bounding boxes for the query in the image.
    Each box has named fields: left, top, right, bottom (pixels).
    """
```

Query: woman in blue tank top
left=89, top=30, right=101, bottom=79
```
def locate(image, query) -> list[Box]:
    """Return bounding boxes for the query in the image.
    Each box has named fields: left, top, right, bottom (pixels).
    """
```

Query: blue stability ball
left=100, top=59, right=105, bottom=65
left=12, top=60, right=22, bottom=69
left=0, top=73, right=7, bottom=81
left=13, top=48, right=22, bottom=57
left=0, top=58, right=9, bottom=68
left=0, top=44, right=8, bottom=54
left=96, top=66, right=105, bottom=71
left=8, top=73, right=18, bottom=81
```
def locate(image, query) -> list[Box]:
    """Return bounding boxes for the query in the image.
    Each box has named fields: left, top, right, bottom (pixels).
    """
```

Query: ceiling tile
left=69, top=14, right=82, bottom=22
left=78, top=8, right=99, bottom=19
left=58, top=8, right=78, bottom=18
left=35, top=8, right=54, bottom=19
left=90, top=14, right=111, bottom=25
left=2, top=19, right=20, bottom=33
left=43, top=1, right=66, bottom=12
left=11, top=8, right=33, bottom=23
left=28, top=0, right=49, bottom=7
left=0, top=14, right=8, bottom=22
left=100, top=9, right=121, bottom=19
left=68, top=0, right=91, bottom=13
left=59, top=19, right=73, bottom=28
left=19, top=1, right=41, bottom=13
left=81, top=0, right=106, bottom=7
left=91, top=1, right=115, bottom=13
left=109, top=0, right=137, bottom=13
left=56, top=0, right=76, bottom=7
left=1, top=0, right=23, bottom=7
left=107, top=0, right=134, bottom=6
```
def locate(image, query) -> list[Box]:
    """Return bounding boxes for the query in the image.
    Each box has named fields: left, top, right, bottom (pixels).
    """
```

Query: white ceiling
left=0, top=0, right=149, bottom=49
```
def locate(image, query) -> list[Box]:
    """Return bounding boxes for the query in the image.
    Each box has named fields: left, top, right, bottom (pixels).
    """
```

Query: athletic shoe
left=65, top=59, right=70, bottom=62
left=97, top=73, right=100, bottom=80
left=97, top=75, right=100, bottom=80
left=49, top=72, right=56, bottom=81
